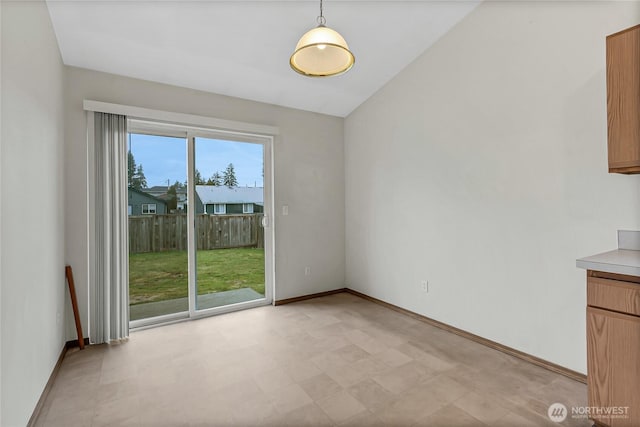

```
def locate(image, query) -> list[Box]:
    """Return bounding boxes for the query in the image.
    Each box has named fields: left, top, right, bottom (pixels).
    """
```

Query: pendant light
left=290, top=0, right=355, bottom=77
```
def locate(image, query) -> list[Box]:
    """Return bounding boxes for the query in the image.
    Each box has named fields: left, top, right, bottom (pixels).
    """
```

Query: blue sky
left=128, top=133, right=264, bottom=188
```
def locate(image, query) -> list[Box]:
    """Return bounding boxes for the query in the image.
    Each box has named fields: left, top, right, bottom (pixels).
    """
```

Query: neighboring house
left=144, top=185, right=187, bottom=212
left=128, top=188, right=168, bottom=215
left=195, top=185, right=263, bottom=215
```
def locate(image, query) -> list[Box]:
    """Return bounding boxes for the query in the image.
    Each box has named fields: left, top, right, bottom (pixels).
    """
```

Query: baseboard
left=26, top=345, right=67, bottom=427
left=274, top=288, right=347, bottom=306
left=66, top=337, right=90, bottom=349
left=344, top=288, right=587, bottom=384
left=27, top=338, right=90, bottom=426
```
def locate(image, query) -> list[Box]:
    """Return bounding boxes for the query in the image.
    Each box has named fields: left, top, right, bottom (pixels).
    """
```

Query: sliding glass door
left=193, top=137, right=266, bottom=312
left=127, top=133, right=189, bottom=322
left=127, top=121, right=273, bottom=327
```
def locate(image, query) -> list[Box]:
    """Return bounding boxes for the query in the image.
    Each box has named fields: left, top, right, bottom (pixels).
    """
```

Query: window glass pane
left=128, top=132, right=188, bottom=322
left=194, top=136, right=265, bottom=311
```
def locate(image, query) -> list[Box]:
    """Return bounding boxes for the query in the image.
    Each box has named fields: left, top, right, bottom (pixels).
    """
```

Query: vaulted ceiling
left=47, top=1, right=479, bottom=117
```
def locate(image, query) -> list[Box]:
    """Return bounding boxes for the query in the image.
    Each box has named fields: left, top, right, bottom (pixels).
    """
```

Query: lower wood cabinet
left=587, top=272, right=640, bottom=427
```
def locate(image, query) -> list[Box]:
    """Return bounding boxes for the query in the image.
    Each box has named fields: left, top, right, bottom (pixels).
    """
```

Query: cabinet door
left=607, top=25, right=640, bottom=174
left=587, top=307, right=640, bottom=426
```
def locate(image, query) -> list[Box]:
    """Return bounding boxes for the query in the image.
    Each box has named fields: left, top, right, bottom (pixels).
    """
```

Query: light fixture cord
left=317, top=0, right=326, bottom=26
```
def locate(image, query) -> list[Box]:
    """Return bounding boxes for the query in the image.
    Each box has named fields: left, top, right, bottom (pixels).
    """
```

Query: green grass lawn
left=129, top=248, right=265, bottom=305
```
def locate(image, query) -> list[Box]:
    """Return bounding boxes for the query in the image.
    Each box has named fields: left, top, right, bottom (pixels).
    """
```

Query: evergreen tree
left=131, top=165, right=147, bottom=190
left=166, top=185, right=177, bottom=211
left=194, top=169, right=205, bottom=185
left=223, top=163, right=238, bottom=188
left=127, top=151, right=147, bottom=190
left=207, top=172, right=223, bottom=186
left=127, top=151, right=136, bottom=186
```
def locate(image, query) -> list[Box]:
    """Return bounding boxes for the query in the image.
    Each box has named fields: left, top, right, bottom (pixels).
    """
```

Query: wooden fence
left=129, top=214, right=264, bottom=253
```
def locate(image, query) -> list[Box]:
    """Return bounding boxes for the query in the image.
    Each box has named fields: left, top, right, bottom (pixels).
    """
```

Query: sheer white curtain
left=90, top=112, right=129, bottom=343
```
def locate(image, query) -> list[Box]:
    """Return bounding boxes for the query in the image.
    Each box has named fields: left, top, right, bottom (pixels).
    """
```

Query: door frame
left=127, top=119, right=275, bottom=328
left=187, top=130, right=274, bottom=319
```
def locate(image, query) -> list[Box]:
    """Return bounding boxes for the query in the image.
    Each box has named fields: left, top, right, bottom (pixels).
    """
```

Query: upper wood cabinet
left=607, top=24, right=640, bottom=174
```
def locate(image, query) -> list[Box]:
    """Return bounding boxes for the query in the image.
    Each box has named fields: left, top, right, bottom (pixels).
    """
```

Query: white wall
left=0, top=3, right=3, bottom=423
left=0, top=2, right=4, bottom=423
left=345, top=1, right=640, bottom=374
left=0, top=1, right=66, bottom=425
left=64, top=67, right=345, bottom=338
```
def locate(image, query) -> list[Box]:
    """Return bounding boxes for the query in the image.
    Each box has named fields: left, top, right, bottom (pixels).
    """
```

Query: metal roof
left=195, top=186, right=263, bottom=205
left=144, top=185, right=187, bottom=195
left=128, top=187, right=168, bottom=204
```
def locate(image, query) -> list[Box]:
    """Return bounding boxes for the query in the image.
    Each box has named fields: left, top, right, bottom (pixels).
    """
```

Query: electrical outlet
left=421, top=280, right=429, bottom=292
left=305, top=266, right=311, bottom=276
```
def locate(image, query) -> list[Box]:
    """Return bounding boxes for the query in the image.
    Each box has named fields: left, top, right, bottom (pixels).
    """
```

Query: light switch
left=282, top=205, right=289, bottom=216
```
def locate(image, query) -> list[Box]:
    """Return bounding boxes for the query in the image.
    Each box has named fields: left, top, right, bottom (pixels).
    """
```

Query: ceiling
left=46, top=1, right=479, bottom=117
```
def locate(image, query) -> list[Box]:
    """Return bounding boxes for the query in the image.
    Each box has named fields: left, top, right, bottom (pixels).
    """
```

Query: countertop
left=576, top=249, right=640, bottom=277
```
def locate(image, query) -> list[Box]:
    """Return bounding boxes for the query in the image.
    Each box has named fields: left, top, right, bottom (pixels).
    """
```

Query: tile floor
left=35, top=293, right=591, bottom=426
